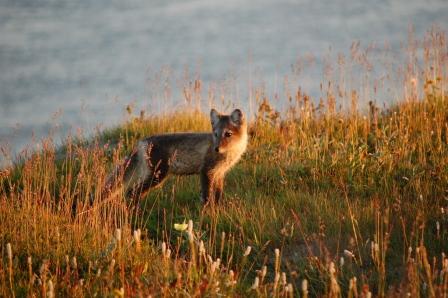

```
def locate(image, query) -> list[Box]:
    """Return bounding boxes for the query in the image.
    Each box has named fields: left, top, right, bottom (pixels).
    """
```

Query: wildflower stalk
left=328, top=262, right=341, bottom=298
left=419, top=246, right=436, bottom=298
left=6, top=243, right=14, bottom=298
left=348, top=277, right=358, bottom=298
left=302, top=279, right=309, bottom=298
left=27, top=256, right=33, bottom=287
left=133, top=229, right=141, bottom=252
left=272, top=248, right=281, bottom=295
left=47, top=280, right=55, bottom=298
left=187, top=220, right=197, bottom=284
left=250, top=276, right=259, bottom=294
left=40, top=261, right=48, bottom=298
left=239, top=246, right=251, bottom=283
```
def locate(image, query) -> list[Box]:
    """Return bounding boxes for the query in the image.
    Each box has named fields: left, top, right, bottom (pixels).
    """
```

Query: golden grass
left=0, top=28, right=447, bottom=297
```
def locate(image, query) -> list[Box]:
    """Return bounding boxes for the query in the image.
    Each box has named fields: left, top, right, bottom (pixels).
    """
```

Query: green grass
left=1, top=32, right=448, bottom=297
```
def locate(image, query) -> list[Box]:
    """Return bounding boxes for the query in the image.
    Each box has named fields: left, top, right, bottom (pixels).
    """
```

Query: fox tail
left=72, top=149, right=139, bottom=217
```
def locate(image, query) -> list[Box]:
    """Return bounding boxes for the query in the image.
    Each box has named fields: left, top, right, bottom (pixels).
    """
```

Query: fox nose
left=214, top=147, right=219, bottom=152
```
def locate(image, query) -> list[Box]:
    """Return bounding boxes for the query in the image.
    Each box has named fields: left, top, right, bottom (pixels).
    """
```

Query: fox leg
left=125, top=143, right=170, bottom=204
left=200, top=170, right=224, bottom=204
left=214, top=177, right=224, bottom=203
left=200, top=170, right=212, bottom=204
left=125, top=161, right=168, bottom=204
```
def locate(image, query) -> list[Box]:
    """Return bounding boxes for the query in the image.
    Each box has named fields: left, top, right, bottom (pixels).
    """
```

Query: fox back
left=101, top=108, right=247, bottom=205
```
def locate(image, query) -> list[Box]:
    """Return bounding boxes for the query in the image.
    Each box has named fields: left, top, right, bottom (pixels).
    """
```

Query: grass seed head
left=199, top=240, right=205, bottom=255
left=251, top=276, right=259, bottom=290
left=302, top=279, right=308, bottom=292
left=115, top=228, right=122, bottom=242
left=6, top=243, right=12, bottom=261
left=244, top=246, right=252, bottom=257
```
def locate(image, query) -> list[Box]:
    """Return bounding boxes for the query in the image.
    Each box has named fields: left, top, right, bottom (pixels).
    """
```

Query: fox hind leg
left=125, top=165, right=168, bottom=204
left=125, top=145, right=170, bottom=204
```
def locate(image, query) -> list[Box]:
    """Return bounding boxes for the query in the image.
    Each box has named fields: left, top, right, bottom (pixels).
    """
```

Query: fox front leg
left=200, top=170, right=212, bottom=204
left=200, top=170, right=222, bottom=204
left=213, top=177, right=224, bottom=203
left=200, top=170, right=224, bottom=205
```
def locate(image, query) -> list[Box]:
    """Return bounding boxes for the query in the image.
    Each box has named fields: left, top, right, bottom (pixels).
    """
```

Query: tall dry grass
left=0, top=27, right=447, bottom=297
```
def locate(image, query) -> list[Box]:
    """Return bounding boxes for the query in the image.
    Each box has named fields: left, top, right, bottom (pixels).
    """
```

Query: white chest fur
left=212, top=132, right=248, bottom=178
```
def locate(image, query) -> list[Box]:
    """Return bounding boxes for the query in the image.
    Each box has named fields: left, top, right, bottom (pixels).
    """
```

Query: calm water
left=0, top=0, right=447, bottom=165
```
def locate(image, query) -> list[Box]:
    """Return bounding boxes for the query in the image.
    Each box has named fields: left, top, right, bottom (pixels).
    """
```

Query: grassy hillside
left=1, top=34, right=447, bottom=297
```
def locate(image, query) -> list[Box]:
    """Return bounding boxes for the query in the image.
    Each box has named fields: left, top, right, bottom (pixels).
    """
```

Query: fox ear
left=210, top=109, right=220, bottom=126
left=230, top=109, right=244, bottom=126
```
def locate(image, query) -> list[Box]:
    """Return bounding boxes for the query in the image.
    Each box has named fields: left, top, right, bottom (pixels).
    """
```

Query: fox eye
left=224, top=131, right=233, bottom=138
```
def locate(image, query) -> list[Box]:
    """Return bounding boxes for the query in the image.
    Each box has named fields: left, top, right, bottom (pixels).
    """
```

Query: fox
left=101, top=108, right=248, bottom=205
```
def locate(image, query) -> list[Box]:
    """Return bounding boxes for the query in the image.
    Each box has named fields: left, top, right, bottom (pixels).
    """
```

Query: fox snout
left=213, top=137, right=222, bottom=153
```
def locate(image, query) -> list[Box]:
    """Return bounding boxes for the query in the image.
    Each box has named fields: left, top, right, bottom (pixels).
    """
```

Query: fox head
left=210, top=108, right=247, bottom=154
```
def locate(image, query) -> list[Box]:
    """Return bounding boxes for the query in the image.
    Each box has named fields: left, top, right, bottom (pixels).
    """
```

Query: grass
left=1, top=28, right=447, bottom=297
